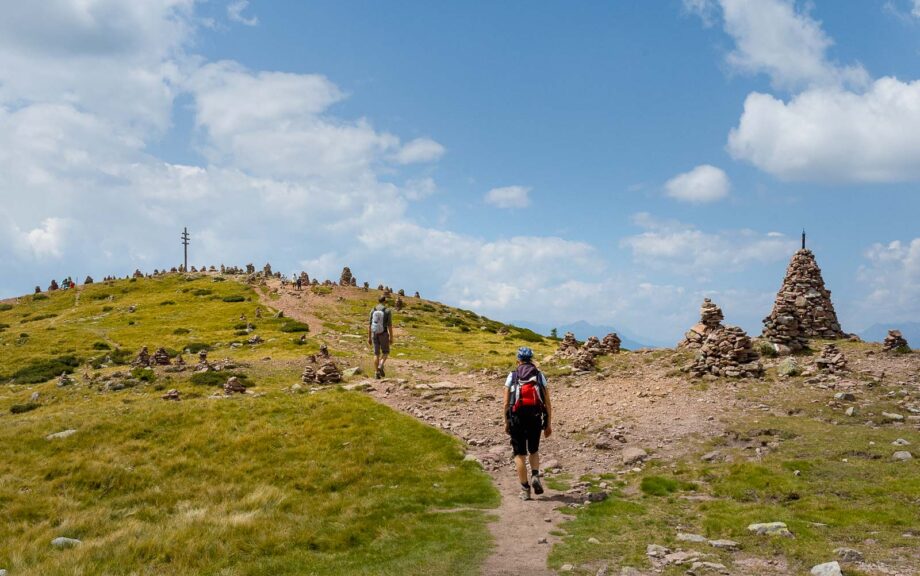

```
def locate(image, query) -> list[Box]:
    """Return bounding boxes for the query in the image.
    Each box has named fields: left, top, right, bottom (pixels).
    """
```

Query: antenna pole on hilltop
left=181, top=227, right=190, bottom=271
left=801, top=229, right=806, bottom=250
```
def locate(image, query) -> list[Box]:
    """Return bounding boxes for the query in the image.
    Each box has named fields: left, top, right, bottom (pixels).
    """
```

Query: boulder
left=810, top=561, right=842, bottom=576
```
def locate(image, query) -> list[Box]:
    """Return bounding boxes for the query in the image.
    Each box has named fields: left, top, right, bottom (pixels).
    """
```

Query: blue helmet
left=517, top=346, right=534, bottom=361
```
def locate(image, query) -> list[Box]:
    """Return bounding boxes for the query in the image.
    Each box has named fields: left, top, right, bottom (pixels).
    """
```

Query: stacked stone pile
left=815, top=343, right=847, bottom=373
left=557, top=332, right=580, bottom=357
left=132, top=346, right=151, bottom=367
left=316, top=361, right=342, bottom=384
left=152, top=347, right=171, bottom=366
left=679, top=299, right=724, bottom=349
left=162, top=389, right=180, bottom=401
left=689, top=326, right=764, bottom=379
left=602, top=333, right=622, bottom=354
left=762, top=249, right=846, bottom=353
left=883, top=330, right=910, bottom=352
left=301, top=364, right=317, bottom=383
left=196, top=350, right=210, bottom=372
left=224, top=377, right=247, bottom=394
left=395, top=296, right=405, bottom=310
left=339, top=267, right=353, bottom=286
left=583, top=336, right=604, bottom=355
left=572, top=349, right=596, bottom=372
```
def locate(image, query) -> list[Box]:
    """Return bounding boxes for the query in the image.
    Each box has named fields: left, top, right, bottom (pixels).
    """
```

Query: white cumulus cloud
left=227, top=0, right=258, bottom=26
left=393, top=137, right=446, bottom=164
left=664, top=164, right=730, bottom=203
left=485, top=186, right=532, bottom=209
left=857, top=238, right=920, bottom=320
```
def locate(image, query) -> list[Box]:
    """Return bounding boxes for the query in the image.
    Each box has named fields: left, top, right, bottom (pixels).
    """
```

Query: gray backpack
left=371, top=305, right=387, bottom=335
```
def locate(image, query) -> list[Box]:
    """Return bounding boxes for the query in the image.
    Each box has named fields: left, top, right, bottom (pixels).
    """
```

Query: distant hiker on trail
left=504, top=346, right=553, bottom=500
left=368, top=295, right=394, bottom=379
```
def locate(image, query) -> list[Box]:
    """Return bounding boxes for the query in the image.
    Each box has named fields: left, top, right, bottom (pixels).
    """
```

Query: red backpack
left=509, top=367, right=546, bottom=417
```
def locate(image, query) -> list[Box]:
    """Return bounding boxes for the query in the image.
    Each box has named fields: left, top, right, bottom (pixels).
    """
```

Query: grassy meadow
left=0, top=275, right=499, bottom=575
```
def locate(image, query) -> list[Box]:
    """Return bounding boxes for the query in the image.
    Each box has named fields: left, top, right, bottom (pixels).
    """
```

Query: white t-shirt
left=505, top=370, right=548, bottom=388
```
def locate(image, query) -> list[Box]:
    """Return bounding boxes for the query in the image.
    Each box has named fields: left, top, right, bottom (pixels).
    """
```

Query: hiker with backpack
left=504, top=346, right=553, bottom=500
left=368, top=295, right=394, bottom=379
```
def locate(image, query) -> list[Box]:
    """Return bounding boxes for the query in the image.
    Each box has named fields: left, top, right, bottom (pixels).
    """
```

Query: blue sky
left=1, top=0, right=919, bottom=344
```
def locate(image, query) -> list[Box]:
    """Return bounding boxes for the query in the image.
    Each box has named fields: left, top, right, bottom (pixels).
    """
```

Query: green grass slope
left=0, top=274, right=499, bottom=575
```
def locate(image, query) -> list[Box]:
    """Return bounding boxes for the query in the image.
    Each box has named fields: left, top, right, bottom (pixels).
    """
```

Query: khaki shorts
left=373, top=331, right=390, bottom=355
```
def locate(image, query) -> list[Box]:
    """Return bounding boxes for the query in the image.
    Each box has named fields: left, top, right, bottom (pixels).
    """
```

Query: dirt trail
left=264, top=282, right=738, bottom=575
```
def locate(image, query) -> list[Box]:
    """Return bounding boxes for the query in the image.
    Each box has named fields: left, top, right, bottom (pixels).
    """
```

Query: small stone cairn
left=882, top=330, right=910, bottom=353
left=679, top=298, right=724, bottom=349
left=132, top=346, right=151, bottom=367
left=301, top=358, right=342, bottom=384
left=583, top=336, right=604, bottom=355
left=556, top=332, right=580, bottom=357
left=572, top=349, right=596, bottom=372
left=815, top=343, right=847, bottom=373
left=395, top=296, right=405, bottom=310
left=684, top=299, right=763, bottom=378
left=602, top=333, right=621, bottom=354
left=224, top=376, right=247, bottom=394
left=162, top=389, right=180, bottom=401
left=762, top=248, right=847, bottom=353
left=152, top=347, right=171, bottom=366
left=340, top=267, right=353, bottom=286
left=196, top=350, right=211, bottom=372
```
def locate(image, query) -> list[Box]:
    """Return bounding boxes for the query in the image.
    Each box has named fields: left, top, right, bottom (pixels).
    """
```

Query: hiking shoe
left=379, top=367, right=386, bottom=378
left=532, top=475, right=544, bottom=495
left=374, top=368, right=381, bottom=380
left=519, top=485, right=531, bottom=501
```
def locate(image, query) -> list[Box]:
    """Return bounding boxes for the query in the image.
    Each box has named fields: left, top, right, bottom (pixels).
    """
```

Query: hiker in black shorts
left=503, top=346, right=553, bottom=500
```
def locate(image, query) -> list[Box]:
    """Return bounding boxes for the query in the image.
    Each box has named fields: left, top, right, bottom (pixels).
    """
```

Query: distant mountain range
left=859, top=322, right=920, bottom=345
left=511, top=320, right=662, bottom=350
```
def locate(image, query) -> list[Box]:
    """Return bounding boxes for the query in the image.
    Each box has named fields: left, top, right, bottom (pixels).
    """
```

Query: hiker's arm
left=388, top=314, right=395, bottom=343
left=367, top=313, right=372, bottom=345
left=502, top=387, right=511, bottom=433
left=543, top=386, right=553, bottom=438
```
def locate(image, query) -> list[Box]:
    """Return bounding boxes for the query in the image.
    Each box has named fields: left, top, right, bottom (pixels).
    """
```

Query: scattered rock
left=51, top=537, right=82, bottom=549
left=892, top=451, right=913, bottom=461
left=622, top=447, right=648, bottom=465
left=892, top=438, right=911, bottom=446
left=560, top=564, right=574, bottom=572
left=816, top=343, right=847, bottom=373
left=46, top=429, right=77, bottom=440
left=708, top=539, right=740, bottom=551
left=834, top=547, right=864, bottom=562
left=646, top=544, right=670, bottom=559
left=688, top=561, right=729, bottom=574
left=676, top=533, right=708, bottom=543
left=777, top=357, right=801, bottom=377
left=747, top=522, right=793, bottom=538
left=882, top=412, right=904, bottom=422
left=162, top=389, right=180, bottom=401
left=810, top=561, right=843, bottom=576
left=224, top=377, right=247, bottom=394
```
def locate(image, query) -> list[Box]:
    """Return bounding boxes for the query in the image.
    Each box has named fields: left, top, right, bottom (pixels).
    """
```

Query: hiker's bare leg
left=514, top=455, right=528, bottom=484
left=374, top=353, right=381, bottom=370
left=379, top=353, right=388, bottom=370
left=529, top=452, right=540, bottom=474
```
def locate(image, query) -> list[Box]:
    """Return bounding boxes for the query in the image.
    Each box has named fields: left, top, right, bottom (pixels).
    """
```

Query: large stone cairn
left=602, top=333, right=621, bottom=354
left=301, top=358, right=342, bottom=384
left=882, top=330, right=910, bottom=352
left=689, top=326, right=763, bottom=379
left=815, top=343, right=847, bottom=373
left=340, top=267, right=353, bottom=286
left=572, top=349, right=596, bottom=372
left=679, top=298, right=723, bottom=349
left=762, top=249, right=846, bottom=352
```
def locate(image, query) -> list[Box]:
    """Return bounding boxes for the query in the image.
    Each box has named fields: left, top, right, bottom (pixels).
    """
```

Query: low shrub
left=222, top=295, right=246, bottom=303
left=32, top=294, right=49, bottom=301
left=0, top=323, right=9, bottom=332
left=192, top=288, right=213, bottom=296
left=184, top=342, right=211, bottom=354
left=173, top=328, right=191, bottom=335
left=21, top=313, right=57, bottom=323
left=234, top=330, right=249, bottom=336
left=10, top=403, right=40, bottom=415
left=160, top=300, right=176, bottom=306
left=512, top=328, right=544, bottom=343
left=92, top=342, right=111, bottom=350
left=311, top=286, right=333, bottom=296
left=102, top=306, right=114, bottom=312
left=8, top=355, right=80, bottom=384
left=89, top=293, right=110, bottom=301
left=640, top=475, right=696, bottom=497
left=131, top=367, right=156, bottom=382
left=0, top=303, right=13, bottom=311
left=233, top=322, right=254, bottom=330
left=190, top=371, right=251, bottom=387
left=280, top=320, right=310, bottom=333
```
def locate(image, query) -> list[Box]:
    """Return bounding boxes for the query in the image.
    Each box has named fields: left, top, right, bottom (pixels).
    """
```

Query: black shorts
left=509, top=413, right=543, bottom=456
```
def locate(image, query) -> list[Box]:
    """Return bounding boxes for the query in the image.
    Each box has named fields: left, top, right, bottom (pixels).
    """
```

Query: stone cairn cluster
left=883, top=330, right=910, bottom=352
left=762, top=249, right=847, bottom=353
left=684, top=299, right=764, bottom=379
left=679, top=298, right=724, bottom=349
left=224, top=376, right=247, bottom=394
left=815, top=343, right=847, bottom=373
left=555, top=330, right=622, bottom=372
